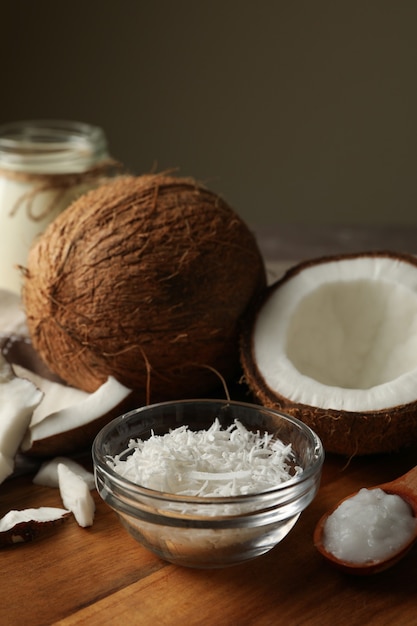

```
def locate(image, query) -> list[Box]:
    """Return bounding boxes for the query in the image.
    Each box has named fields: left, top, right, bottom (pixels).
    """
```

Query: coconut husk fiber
left=23, top=173, right=266, bottom=403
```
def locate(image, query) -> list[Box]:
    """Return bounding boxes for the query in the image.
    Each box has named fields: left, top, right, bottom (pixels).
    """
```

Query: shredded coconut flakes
left=108, top=418, right=301, bottom=497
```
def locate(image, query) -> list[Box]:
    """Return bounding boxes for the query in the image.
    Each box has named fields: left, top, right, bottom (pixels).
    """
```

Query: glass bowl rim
left=92, top=398, right=324, bottom=506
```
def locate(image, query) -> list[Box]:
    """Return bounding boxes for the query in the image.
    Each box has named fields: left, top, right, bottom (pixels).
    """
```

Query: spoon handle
left=380, top=465, right=417, bottom=514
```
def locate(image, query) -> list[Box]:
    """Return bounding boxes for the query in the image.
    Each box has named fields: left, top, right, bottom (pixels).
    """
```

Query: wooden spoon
left=313, top=465, right=417, bottom=575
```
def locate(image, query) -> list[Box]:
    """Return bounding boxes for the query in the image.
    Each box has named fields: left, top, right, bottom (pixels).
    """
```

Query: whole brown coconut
left=23, top=174, right=266, bottom=402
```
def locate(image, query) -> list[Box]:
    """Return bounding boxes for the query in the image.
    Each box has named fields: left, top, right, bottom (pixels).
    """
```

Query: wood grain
left=2, top=447, right=416, bottom=626
left=3, top=228, right=417, bottom=625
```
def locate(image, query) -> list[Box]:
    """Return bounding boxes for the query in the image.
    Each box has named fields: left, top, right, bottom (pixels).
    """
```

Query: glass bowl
left=92, top=399, right=324, bottom=568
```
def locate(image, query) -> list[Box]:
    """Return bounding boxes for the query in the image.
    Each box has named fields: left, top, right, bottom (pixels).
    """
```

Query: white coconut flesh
left=254, top=255, right=417, bottom=412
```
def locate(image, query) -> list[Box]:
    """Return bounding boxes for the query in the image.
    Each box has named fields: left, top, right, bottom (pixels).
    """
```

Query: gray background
left=1, top=0, right=416, bottom=227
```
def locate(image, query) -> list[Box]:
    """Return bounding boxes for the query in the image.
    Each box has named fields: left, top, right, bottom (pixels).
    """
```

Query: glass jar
left=0, top=120, right=113, bottom=293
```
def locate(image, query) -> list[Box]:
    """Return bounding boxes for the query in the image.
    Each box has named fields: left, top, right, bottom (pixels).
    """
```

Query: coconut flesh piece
left=241, top=252, right=417, bottom=455
left=57, top=463, right=95, bottom=527
left=0, top=363, right=43, bottom=483
left=0, top=507, right=70, bottom=546
left=12, top=365, right=89, bottom=427
left=33, top=456, right=95, bottom=490
left=21, top=375, right=132, bottom=456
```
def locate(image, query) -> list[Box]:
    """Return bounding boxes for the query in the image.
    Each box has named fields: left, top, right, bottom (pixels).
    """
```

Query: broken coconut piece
left=58, top=463, right=95, bottom=527
left=21, top=376, right=132, bottom=457
left=0, top=507, right=70, bottom=547
left=33, top=456, right=95, bottom=490
left=12, top=365, right=89, bottom=427
left=0, top=374, right=43, bottom=483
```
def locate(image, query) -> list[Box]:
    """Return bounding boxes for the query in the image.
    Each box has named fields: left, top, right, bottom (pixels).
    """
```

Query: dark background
left=2, top=0, right=416, bottom=227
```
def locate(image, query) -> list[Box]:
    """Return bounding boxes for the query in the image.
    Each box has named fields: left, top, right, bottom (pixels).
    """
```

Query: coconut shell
left=0, top=510, right=71, bottom=547
left=239, top=370, right=417, bottom=457
left=23, top=174, right=266, bottom=402
left=240, top=252, right=417, bottom=456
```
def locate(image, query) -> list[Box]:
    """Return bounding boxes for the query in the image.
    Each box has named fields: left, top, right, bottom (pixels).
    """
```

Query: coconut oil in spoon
left=314, top=465, right=417, bottom=574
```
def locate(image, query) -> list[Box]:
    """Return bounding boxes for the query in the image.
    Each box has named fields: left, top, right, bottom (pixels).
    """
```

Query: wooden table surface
left=2, top=224, right=417, bottom=626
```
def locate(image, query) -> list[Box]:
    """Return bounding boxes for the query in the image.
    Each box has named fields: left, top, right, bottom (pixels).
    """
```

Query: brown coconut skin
left=23, top=174, right=266, bottom=402
left=240, top=251, right=417, bottom=457
left=0, top=513, right=70, bottom=547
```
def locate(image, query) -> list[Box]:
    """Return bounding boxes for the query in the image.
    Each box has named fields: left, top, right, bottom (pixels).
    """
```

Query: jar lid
left=0, top=120, right=109, bottom=174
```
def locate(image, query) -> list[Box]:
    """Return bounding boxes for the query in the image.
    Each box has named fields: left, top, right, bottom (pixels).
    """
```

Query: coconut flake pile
left=108, top=418, right=301, bottom=497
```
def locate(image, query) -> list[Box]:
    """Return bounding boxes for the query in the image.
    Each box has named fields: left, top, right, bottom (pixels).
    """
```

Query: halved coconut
left=240, top=251, right=417, bottom=456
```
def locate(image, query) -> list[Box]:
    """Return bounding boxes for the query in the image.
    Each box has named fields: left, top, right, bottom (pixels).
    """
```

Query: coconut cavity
left=241, top=252, right=417, bottom=455
left=286, top=279, right=417, bottom=391
left=23, top=174, right=266, bottom=402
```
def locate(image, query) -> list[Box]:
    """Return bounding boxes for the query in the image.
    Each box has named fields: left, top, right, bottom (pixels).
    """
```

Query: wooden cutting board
left=2, top=230, right=417, bottom=625
left=1, top=445, right=416, bottom=625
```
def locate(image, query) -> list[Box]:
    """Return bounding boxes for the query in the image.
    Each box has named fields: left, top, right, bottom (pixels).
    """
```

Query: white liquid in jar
left=323, top=487, right=416, bottom=563
left=0, top=178, right=88, bottom=293
left=0, top=120, right=109, bottom=294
